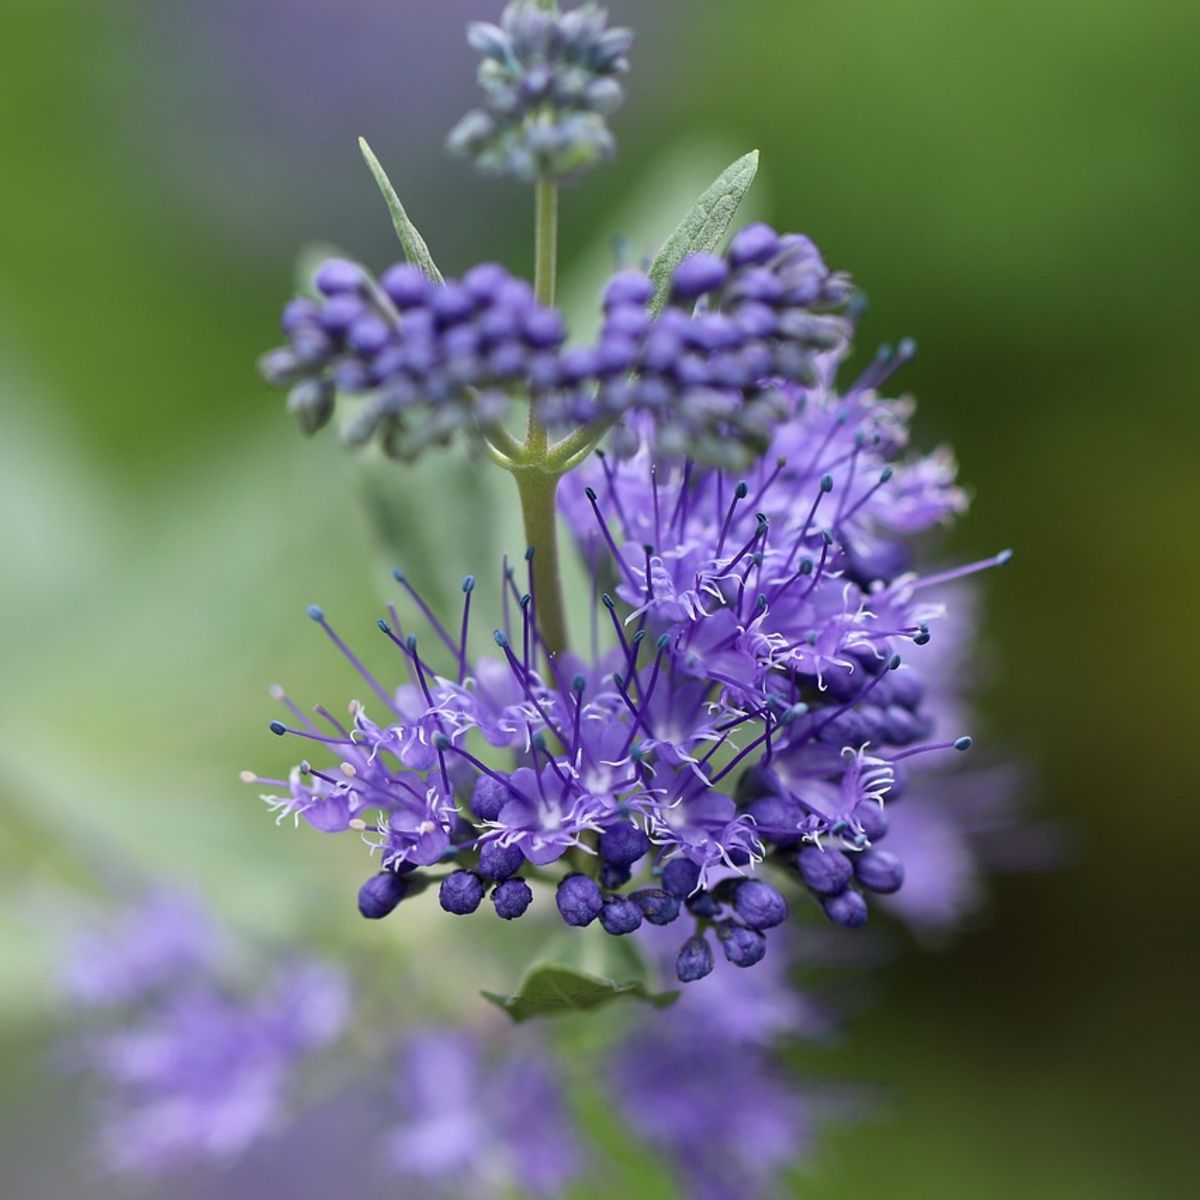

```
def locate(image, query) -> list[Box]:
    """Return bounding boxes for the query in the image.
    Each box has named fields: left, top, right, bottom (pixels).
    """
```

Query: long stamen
left=595, top=448, right=633, bottom=536
left=308, top=605, right=399, bottom=714
left=889, top=735, right=972, bottom=762
left=748, top=455, right=787, bottom=511
left=267, top=720, right=353, bottom=747
left=392, top=570, right=457, bottom=656
left=837, top=467, right=893, bottom=527
left=585, top=487, right=639, bottom=587
left=493, top=630, right=569, bottom=748
left=783, top=473, right=833, bottom=572
left=808, top=653, right=901, bottom=741
left=909, top=550, right=1013, bottom=592
left=715, top=480, right=748, bottom=559
left=458, top=575, right=475, bottom=684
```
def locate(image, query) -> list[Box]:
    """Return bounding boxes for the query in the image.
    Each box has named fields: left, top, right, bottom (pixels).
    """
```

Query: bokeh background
left=2, top=1, right=1196, bottom=1196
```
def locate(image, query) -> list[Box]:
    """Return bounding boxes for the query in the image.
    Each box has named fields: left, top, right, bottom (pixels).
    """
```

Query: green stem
left=512, top=176, right=570, bottom=658
left=515, top=467, right=568, bottom=656
left=533, top=177, right=558, bottom=310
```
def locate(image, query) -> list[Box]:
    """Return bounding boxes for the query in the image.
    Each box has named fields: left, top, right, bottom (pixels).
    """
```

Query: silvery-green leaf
left=358, top=137, right=444, bottom=285
left=646, top=149, right=759, bottom=313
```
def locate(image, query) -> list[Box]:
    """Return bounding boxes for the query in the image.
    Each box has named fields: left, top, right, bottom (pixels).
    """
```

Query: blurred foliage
left=1, top=0, right=1197, bottom=1196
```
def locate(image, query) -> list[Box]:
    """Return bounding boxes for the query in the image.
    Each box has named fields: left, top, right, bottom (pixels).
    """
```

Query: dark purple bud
left=559, top=345, right=599, bottom=383
left=463, top=262, right=511, bottom=303
left=599, top=822, right=650, bottom=868
left=439, top=870, right=485, bottom=915
left=670, top=253, right=728, bottom=300
left=675, top=934, right=715, bottom=983
left=745, top=794, right=803, bottom=849
left=733, top=880, right=789, bottom=930
left=641, top=327, right=682, bottom=373
left=332, top=359, right=372, bottom=392
left=854, top=849, right=905, bottom=894
left=661, top=857, right=701, bottom=898
left=728, top=222, right=781, bottom=267
left=319, top=294, right=367, bottom=335
left=488, top=341, right=528, bottom=378
left=478, top=840, right=526, bottom=882
left=522, top=307, right=566, bottom=349
left=717, top=922, right=767, bottom=968
left=281, top=297, right=321, bottom=334
left=492, top=877, right=534, bottom=920
left=431, top=283, right=474, bottom=326
left=357, top=872, right=407, bottom=919
left=729, top=267, right=783, bottom=305
left=851, top=801, right=888, bottom=842
left=684, top=312, right=738, bottom=352
left=732, top=301, right=778, bottom=339
left=380, top=263, right=430, bottom=309
left=822, top=888, right=869, bottom=928
left=887, top=668, right=925, bottom=710
left=471, top=775, right=508, bottom=822
left=603, top=270, right=654, bottom=310
left=348, top=314, right=391, bottom=356
left=879, top=704, right=921, bottom=746
left=604, top=302, right=652, bottom=339
left=594, top=334, right=637, bottom=376
left=600, top=861, right=632, bottom=890
left=314, top=257, right=364, bottom=296
left=796, top=846, right=854, bottom=896
left=686, top=889, right=719, bottom=918
left=599, top=894, right=643, bottom=935
left=631, top=888, right=681, bottom=926
left=556, top=873, right=603, bottom=927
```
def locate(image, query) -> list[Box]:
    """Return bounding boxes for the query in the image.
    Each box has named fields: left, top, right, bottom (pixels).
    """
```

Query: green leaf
left=646, top=149, right=759, bottom=313
left=481, top=930, right=679, bottom=1023
left=358, top=137, right=445, bottom=285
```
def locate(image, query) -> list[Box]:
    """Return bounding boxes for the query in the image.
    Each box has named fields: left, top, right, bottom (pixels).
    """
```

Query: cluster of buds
left=258, top=258, right=565, bottom=460
left=447, top=1, right=634, bottom=182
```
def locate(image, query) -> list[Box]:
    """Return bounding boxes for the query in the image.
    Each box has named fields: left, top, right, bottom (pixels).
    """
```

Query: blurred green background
left=1, top=1, right=1196, bottom=1196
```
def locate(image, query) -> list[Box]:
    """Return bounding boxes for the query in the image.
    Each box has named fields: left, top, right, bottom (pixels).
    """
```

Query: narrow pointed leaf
left=358, top=137, right=445, bottom=285
left=646, top=149, right=759, bottom=313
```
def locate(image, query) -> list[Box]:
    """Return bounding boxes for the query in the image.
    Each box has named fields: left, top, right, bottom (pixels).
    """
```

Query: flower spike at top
left=448, top=1, right=634, bottom=183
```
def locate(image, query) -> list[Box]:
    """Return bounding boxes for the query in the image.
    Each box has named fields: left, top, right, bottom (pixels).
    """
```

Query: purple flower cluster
left=61, top=894, right=349, bottom=1174
left=447, top=1, right=634, bottom=182
left=249, top=271, right=1008, bottom=981
left=543, top=227, right=853, bottom=466
left=260, top=227, right=850, bottom=468
left=259, top=257, right=566, bottom=459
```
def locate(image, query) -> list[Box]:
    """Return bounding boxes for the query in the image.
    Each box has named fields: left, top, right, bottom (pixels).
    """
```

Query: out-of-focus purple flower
left=59, top=889, right=219, bottom=1008
left=61, top=894, right=350, bottom=1175
left=612, top=1024, right=810, bottom=1200
left=386, top=1029, right=582, bottom=1196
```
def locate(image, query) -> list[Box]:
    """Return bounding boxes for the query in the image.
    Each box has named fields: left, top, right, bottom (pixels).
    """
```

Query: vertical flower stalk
left=515, top=175, right=569, bottom=656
